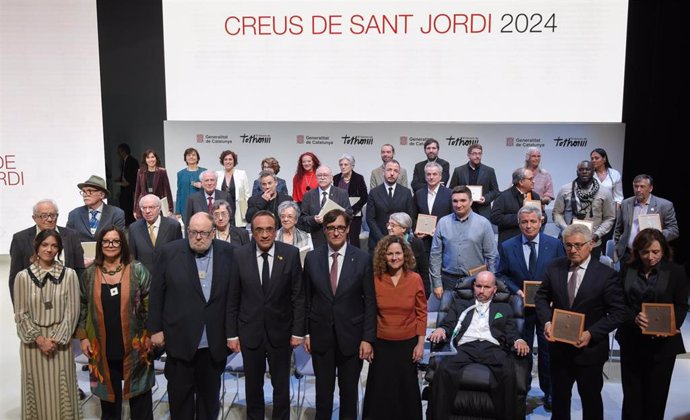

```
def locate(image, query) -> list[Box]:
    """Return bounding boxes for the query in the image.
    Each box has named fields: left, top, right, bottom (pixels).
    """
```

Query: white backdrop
left=163, top=0, right=628, bottom=122
left=0, top=0, right=104, bottom=251
left=164, top=121, right=625, bottom=208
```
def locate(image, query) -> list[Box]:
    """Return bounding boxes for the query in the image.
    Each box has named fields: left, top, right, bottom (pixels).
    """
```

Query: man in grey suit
left=9, top=198, right=85, bottom=305
left=448, top=143, right=500, bottom=220
left=66, top=175, right=126, bottom=242
left=613, top=174, right=679, bottom=262
left=299, top=165, right=352, bottom=247
left=184, top=170, right=231, bottom=227
left=129, top=194, right=182, bottom=273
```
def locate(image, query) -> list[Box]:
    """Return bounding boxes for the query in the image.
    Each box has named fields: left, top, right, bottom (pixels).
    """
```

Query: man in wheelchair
left=427, top=271, right=530, bottom=420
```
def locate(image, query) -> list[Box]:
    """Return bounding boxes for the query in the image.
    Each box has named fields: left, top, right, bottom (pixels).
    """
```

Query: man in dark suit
left=211, top=200, right=250, bottom=245
left=116, top=142, right=139, bottom=226
left=366, top=159, right=416, bottom=251
left=410, top=138, right=450, bottom=192
left=66, top=175, right=126, bottom=242
left=9, top=198, right=85, bottom=305
left=427, top=272, right=530, bottom=420
left=148, top=212, right=234, bottom=420
left=246, top=170, right=292, bottom=228
left=535, top=223, right=627, bottom=420
left=227, top=210, right=305, bottom=420
left=613, top=173, right=679, bottom=262
left=304, top=209, right=376, bottom=420
left=496, top=204, right=565, bottom=410
left=413, top=161, right=453, bottom=251
left=448, top=143, right=500, bottom=220
left=129, top=194, right=182, bottom=273
left=299, top=165, right=352, bottom=247
left=491, top=167, right=542, bottom=244
left=184, top=170, right=231, bottom=227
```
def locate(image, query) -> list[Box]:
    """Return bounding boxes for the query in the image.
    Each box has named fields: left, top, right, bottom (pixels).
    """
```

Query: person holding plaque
left=613, top=174, right=679, bottom=264
left=490, top=167, right=542, bottom=244
left=413, top=161, right=453, bottom=253
left=615, top=228, right=688, bottom=420
left=448, top=143, right=500, bottom=220
left=387, top=212, right=431, bottom=298
left=133, top=149, right=174, bottom=220
left=496, top=204, right=565, bottom=410
left=333, top=153, right=368, bottom=248
left=535, top=223, right=626, bottom=420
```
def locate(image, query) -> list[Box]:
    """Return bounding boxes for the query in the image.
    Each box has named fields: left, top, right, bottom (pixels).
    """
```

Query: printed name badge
left=199, top=270, right=206, bottom=279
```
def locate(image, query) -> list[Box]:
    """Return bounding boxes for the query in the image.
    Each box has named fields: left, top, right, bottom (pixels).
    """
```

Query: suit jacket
left=497, top=232, right=565, bottom=295
left=490, top=186, right=542, bottom=244
left=615, top=261, right=688, bottom=358
left=366, top=183, right=416, bottom=249
left=245, top=192, right=293, bottom=227
left=411, top=158, right=450, bottom=192
left=552, top=181, right=615, bottom=248
left=409, top=236, right=431, bottom=298
left=216, top=169, right=251, bottom=227
left=413, top=185, right=453, bottom=220
left=448, top=163, right=500, bottom=219
left=147, top=239, right=234, bottom=363
left=535, top=257, right=627, bottom=366
left=183, top=189, right=231, bottom=227
left=129, top=216, right=183, bottom=273
left=333, top=171, right=368, bottom=217
left=8, top=225, right=85, bottom=304
left=66, top=204, right=126, bottom=242
left=613, top=194, right=679, bottom=260
left=438, top=298, right=519, bottom=350
left=298, top=186, right=352, bottom=247
left=133, top=167, right=174, bottom=218
left=227, top=242, right=305, bottom=348
left=304, top=245, right=377, bottom=355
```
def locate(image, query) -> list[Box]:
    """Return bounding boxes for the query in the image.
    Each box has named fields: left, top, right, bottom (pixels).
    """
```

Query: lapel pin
left=277, top=255, right=283, bottom=260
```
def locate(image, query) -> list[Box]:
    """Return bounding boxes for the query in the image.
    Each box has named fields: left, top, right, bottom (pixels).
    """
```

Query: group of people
left=7, top=139, right=685, bottom=420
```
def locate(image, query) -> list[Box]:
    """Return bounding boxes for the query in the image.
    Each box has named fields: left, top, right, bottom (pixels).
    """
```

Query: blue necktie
left=89, top=210, right=99, bottom=231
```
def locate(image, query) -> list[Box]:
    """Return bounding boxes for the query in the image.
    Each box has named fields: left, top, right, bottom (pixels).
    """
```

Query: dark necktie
left=261, top=252, right=270, bottom=294
left=388, top=187, right=393, bottom=198
left=330, top=252, right=339, bottom=295
left=321, top=191, right=328, bottom=208
left=89, top=210, right=99, bottom=231
left=207, top=195, right=213, bottom=213
left=568, top=267, right=579, bottom=307
left=527, top=241, right=537, bottom=278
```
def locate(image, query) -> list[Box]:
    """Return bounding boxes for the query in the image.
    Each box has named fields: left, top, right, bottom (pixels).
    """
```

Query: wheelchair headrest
left=453, top=276, right=511, bottom=303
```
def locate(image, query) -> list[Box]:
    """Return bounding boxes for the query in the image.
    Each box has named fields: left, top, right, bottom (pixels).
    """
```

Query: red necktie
left=330, top=252, right=339, bottom=295
left=207, top=195, right=213, bottom=212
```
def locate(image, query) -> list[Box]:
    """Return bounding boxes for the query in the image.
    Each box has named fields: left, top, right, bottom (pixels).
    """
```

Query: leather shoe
left=543, top=394, right=552, bottom=410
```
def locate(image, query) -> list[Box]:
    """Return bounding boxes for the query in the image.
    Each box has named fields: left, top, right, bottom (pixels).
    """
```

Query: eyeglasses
left=253, top=227, right=276, bottom=235
left=188, top=229, right=214, bottom=238
left=564, top=242, right=589, bottom=250
left=35, top=213, right=59, bottom=220
left=325, top=225, right=347, bottom=234
left=80, top=189, right=101, bottom=196
left=386, top=222, right=403, bottom=229
left=102, top=239, right=122, bottom=248
left=212, top=211, right=229, bottom=218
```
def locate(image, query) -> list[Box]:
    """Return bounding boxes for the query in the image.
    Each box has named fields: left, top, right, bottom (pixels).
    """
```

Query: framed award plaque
left=641, top=303, right=676, bottom=336
left=551, top=309, right=585, bottom=346
left=522, top=281, right=542, bottom=308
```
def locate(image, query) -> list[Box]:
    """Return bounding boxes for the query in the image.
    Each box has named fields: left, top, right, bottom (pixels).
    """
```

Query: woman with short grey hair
left=333, top=153, right=368, bottom=248
left=276, top=201, right=313, bottom=251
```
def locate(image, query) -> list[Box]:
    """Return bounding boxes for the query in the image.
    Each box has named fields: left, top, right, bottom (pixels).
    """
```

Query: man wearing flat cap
left=67, top=175, right=126, bottom=242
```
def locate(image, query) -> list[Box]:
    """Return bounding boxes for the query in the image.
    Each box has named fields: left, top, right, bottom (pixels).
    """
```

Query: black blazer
left=184, top=189, right=231, bottom=227
left=228, top=227, right=250, bottom=245
left=615, top=260, right=688, bottom=358
left=227, top=241, right=305, bottom=348
left=66, top=204, right=126, bottom=242
left=148, top=239, right=235, bottom=363
left=490, top=186, right=542, bottom=244
left=129, top=216, right=183, bottom=273
left=333, top=171, right=368, bottom=217
left=298, top=186, right=352, bottom=247
left=8, top=225, right=85, bottom=304
left=304, top=245, right=377, bottom=356
left=409, top=236, right=431, bottom=298
left=535, top=257, right=627, bottom=366
left=245, top=192, right=293, bottom=227
left=366, top=184, right=416, bottom=249
left=411, top=158, right=450, bottom=192
left=438, top=298, right=519, bottom=350
left=448, top=163, right=500, bottom=219
left=413, top=185, right=453, bottom=219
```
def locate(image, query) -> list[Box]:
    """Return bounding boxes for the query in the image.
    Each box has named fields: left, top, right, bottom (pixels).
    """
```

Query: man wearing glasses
left=299, top=165, right=352, bottom=247
left=148, top=212, right=235, bottom=419
left=448, top=143, right=500, bottom=220
left=129, top=194, right=183, bottom=273
left=303, top=209, right=376, bottom=420
left=66, top=174, right=126, bottom=242
left=535, top=223, right=626, bottom=420
left=8, top=198, right=85, bottom=306
left=490, top=167, right=543, bottom=244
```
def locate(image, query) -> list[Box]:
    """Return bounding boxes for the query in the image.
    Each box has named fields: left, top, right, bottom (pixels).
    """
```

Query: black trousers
left=242, top=333, right=292, bottom=420
left=550, top=357, right=605, bottom=420
left=428, top=341, right=516, bottom=420
left=101, top=359, right=153, bottom=420
left=522, top=308, right=551, bottom=397
left=311, top=329, right=363, bottom=420
left=164, top=348, right=225, bottom=420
